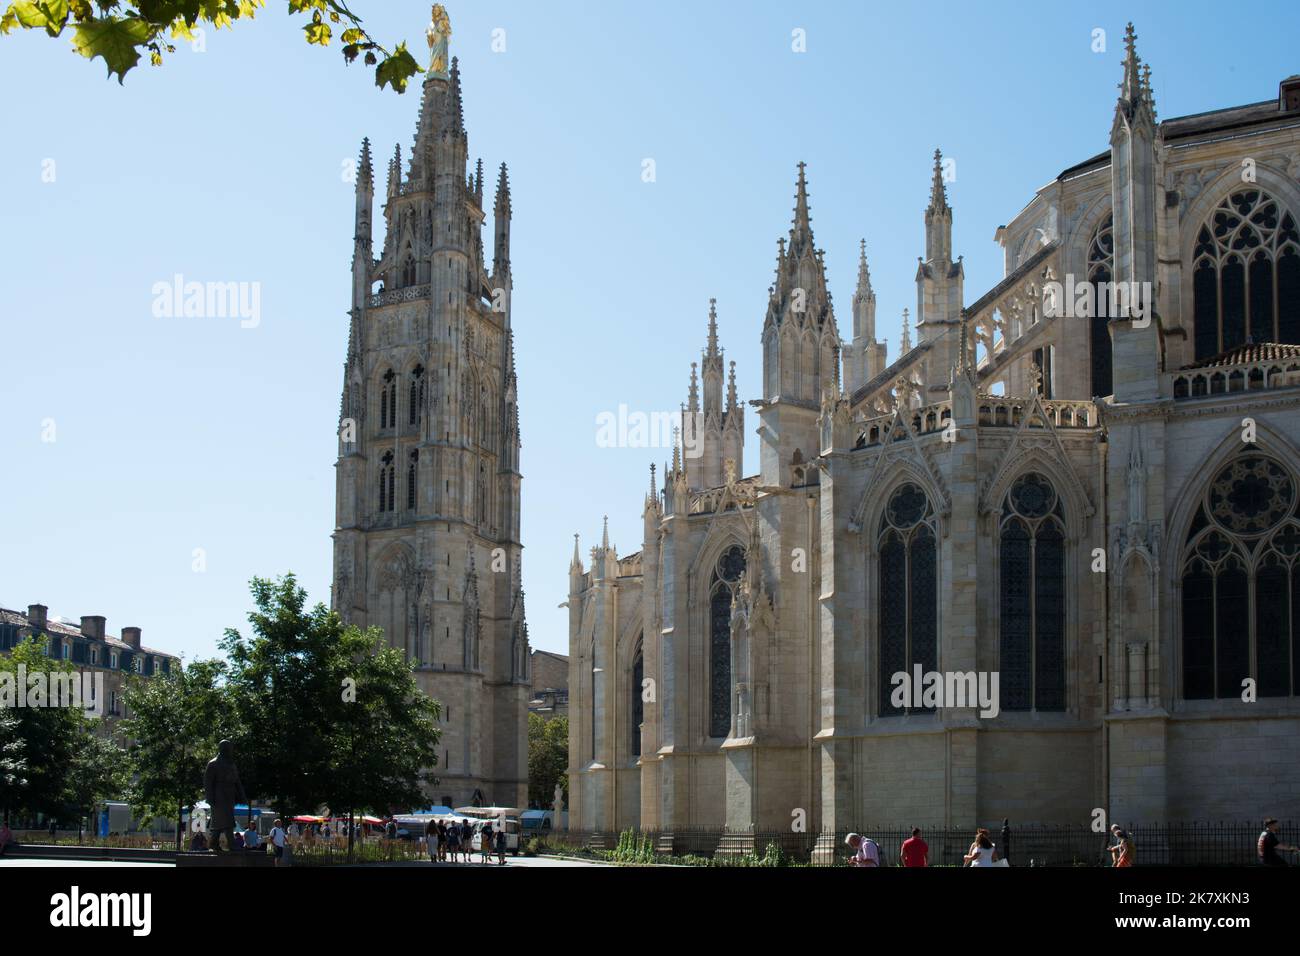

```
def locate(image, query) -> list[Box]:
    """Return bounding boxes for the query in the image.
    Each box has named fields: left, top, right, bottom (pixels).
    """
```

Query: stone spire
left=901, top=308, right=912, bottom=352
left=493, top=162, right=512, bottom=280
left=790, top=161, right=813, bottom=254
left=387, top=142, right=402, bottom=196
left=727, top=360, right=738, bottom=411
left=924, top=148, right=953, bottom=263
left=845, top=238, right=885, bottom=392
left=702, top=299, right=724, bottom=416
left=687, top=361, right=700, bottom=413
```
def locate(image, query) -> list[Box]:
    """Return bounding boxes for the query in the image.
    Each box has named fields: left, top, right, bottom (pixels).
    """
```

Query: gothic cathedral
left=332, top=48, right=529, bottom=809
left=568, top=26, right=1300, bottom=840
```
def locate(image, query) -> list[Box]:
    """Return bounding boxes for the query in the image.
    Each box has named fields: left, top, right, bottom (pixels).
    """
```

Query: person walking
left=447, top=820, right=461, bottom=862
left=1258, top=818, right=1298, bottom=867
left=268, top=818, right=288, bottom=867
left=425, top=817, right=440, bottom=863
left=963, top=828, right=1000, bottom=867
left=244, top=823, right=260, bottom=850
left=1108, top=825, right=1135, bottom=867
left=495, top=827, right=507, bottom=865
left=480, top=821, right=494, bottom=864
left=900, top=827, right=929, bottom=867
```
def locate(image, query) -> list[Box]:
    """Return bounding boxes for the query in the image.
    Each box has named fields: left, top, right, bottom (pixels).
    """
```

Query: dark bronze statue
left=203, top=739, right=247, bottom=852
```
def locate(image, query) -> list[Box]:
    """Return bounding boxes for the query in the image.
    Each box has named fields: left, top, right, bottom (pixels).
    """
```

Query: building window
left=409, top=365, right=425, bottom=426
left=379, top=368, right=396, bottom=430
left=401, top=254, right=416, bottom=287
left=1087, top=213, right=1114, bottom=397
left=999, top=472, right=1067, bottom=711
left=709, top=545, right=746, bottom=737
left=630, top=642, right=644, bottom=758
left=407, top=449, right=419, bottom=510
left=878, top=483, right=938, bottom=716
left=1192, top=190, right=1300, bottom=360
left=110, top=652, right=118, bottom=669
left=379, top=451, right=395, bottom=512
left=1182, top=454, right=1298, bottom=699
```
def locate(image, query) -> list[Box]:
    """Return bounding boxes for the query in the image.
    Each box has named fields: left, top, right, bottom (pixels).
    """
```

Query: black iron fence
left=546, top=821, right=1298, bottom=867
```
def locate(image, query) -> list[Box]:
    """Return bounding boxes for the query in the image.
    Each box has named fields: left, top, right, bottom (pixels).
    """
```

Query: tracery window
left=999, top=473, right=1067, bottom=711
left=409, top=365, right=425, bottom=426
left=709, top=545, right=746, bottom=737
left=378, top=450, right=395, bottom=513
left=630, top=643, right=644, bottom=757
left=401, top=254, right=417, bottom=287
left=1087, top=213, right=1114, bottom=397
left=1192, top=190, right=1300, bottom=361
left=379, top=369, right=396, bottom=430
left=407, top=449, right=419, bottom=511
left=1182, top=454, right=1299, bottom=699
left=878, top=483, right=938, bottom=716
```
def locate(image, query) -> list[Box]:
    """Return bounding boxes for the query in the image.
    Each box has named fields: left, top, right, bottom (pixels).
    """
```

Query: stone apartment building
left=567, top=28, right=1300, bottom=837
left=529, top=649, right=569, bottom=720
left=0, top=603, right=179, bottom=732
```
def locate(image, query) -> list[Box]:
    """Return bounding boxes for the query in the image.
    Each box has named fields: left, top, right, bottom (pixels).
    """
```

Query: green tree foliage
left=62, top=730, right=127, bottom=840
left=527, top=712, right=568, bottom=809
left=120, top=658, right=230, bottom=850
left=0, top=636, right=108, bottom=822
left=326, top=622, right=441, bottom=856
left=0, top=706, right=28, bottom=823
left=0, top=1, right=424, bottom=91
left=221, top=573, right=441, bottom=824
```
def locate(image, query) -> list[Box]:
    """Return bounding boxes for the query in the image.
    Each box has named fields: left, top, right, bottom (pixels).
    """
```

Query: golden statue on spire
left=426, top=4, right=452, bottom=75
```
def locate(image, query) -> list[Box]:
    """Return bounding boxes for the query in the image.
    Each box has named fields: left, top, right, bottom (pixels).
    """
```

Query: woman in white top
left=963, top=828, right=1000, bottom=867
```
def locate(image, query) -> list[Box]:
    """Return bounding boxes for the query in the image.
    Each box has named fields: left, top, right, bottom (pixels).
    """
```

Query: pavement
left=0, top=854, right=608, bottom=868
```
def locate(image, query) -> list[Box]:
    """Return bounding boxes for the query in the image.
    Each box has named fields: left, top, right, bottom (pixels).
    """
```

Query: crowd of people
left=421, top=817, right=508, bottom=865
left=843, top=818, right=1299, bottom=867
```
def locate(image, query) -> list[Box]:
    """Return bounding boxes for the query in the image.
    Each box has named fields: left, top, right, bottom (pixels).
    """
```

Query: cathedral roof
left=1181, top=342, right=1300, bottom=370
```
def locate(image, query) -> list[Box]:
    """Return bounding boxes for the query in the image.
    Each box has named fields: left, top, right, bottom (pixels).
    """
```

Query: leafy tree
left=325, top=622, right=440, bottom=858
left=0, top=705, right=29, bottom=825
left=221, top=573, right=441, bottom=835
left=0, top=637, right=91, bottom=821
left=527, top=712, right=568, bottom=810
left=61, top=730, right=127, bottom=842
left=0, top=1, right=424, bottom=91
left=120, top=658, right=230, bottom=850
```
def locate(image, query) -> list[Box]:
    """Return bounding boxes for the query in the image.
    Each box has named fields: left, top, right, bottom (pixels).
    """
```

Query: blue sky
left=1, top=0, right=1296, bottom=661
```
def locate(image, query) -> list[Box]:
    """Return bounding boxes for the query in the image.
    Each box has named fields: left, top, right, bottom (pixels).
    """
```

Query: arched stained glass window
left=631, top=642, right=644, bottom=757
left=1192, top=190, right=1300, bottom=360
left=999, top=473, right=1067, bottom=711
left=407, top=449, right=419, bottom=511
left=878, top=483, right=938, bottom=716
left=378, top=450, right=395, bottom=513
left=709, top=545, right=746, bottom=737
left=1088, top=213, right=1114, bottom=398
left=1182, top=454, right=1299, bottom=699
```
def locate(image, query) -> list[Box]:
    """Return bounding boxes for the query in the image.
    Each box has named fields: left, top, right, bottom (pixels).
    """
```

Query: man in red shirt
left=900, top=827, right=928, bottom=867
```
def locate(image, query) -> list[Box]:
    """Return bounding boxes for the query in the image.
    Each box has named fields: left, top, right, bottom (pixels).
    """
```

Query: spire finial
left=358, top=137, right=373, bottom=184
left=928, top=148, right=949, bottom=214
left=688, top=361, right=700, bottom=412
left=727, top=359, right=738, bottom=410
left=571, top=533, right=581, bottom=568
left=791, top=161, right=812, bottom=247
left=901, top=308, right=912, bottom=351
left=649, top=463, right=657, bottom=498
left=601, top=514, right=609, bottom=551
left=855, top=238, right=873, bottom=298
left=706, top=298, right=719, bottom=356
